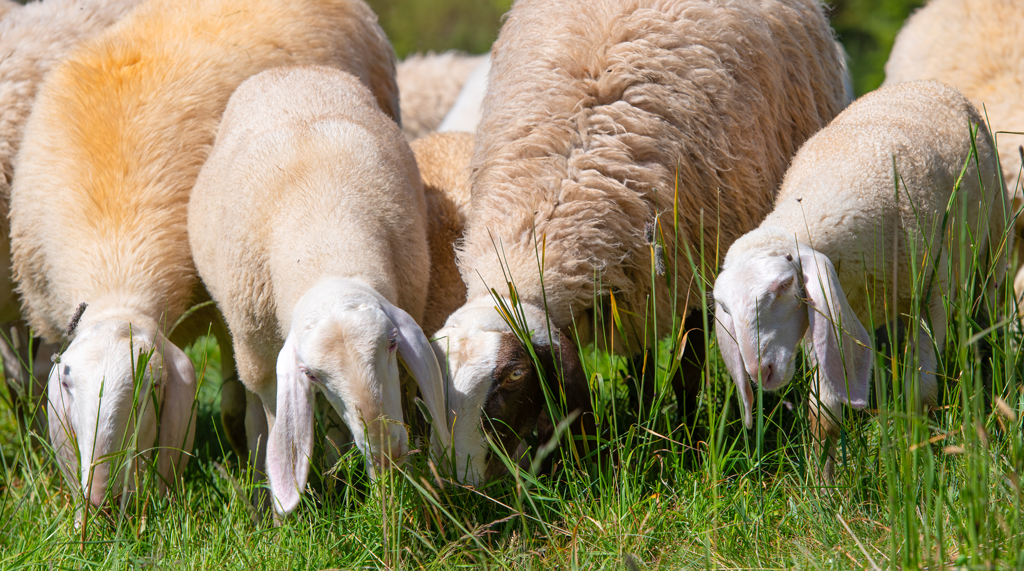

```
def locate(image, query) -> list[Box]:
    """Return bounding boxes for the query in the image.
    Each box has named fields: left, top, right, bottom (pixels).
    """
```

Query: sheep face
left=714, top=252, right=809, bottom=397
left=47, top=320, right=196, bottom=506
left=267, top=278, right=450, bottom=515
left=431, top=295, right=593, bottom=483
left=714, top=240, right=872, bottom=429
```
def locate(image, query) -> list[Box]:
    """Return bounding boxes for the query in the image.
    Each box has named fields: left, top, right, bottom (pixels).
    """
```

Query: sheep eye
left=302, top=368, right=317, bottom=382
left=718, top=302, right=730, bottom=316
left=388, top=330, right=399, bottom=351
left=507, top=370, right=525, bottom=384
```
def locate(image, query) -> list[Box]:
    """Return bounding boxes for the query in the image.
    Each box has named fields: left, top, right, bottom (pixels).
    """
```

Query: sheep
left=882, top=0, right=1024, bottom=310
left=436, top=54, right=491, bottom=134
left=430, top=0, right=850, bottom=483
left=9, top=0, right=400, bottom=507
left=397, top=51, right=489, bottom=141
left=0, top=0, right=143, bottom=436
left=410, top=132, right=475, bottom=336
left=713, top=80, right=1008, bottom=475
left=0, top=0, right=17, bottom=20
left=189, top=65, right=452, bottom=516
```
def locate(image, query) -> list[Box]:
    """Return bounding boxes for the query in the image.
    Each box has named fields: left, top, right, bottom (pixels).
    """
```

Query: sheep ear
left=800, top=250, right=872, bottom=409
left=47, top=365, right=81, bottom=491
left=715, top=308, right=753, bottom=429
left=155, top=336, right=197, bottom=493
left=267, top=333, right=314, bottom=516
left=534, top=331, right=594, bottom=459
left=380, top=302, right=452, bottom=453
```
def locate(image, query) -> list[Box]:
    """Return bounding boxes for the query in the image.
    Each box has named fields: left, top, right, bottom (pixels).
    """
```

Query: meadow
left=3, top=0, right=1024, bottom=569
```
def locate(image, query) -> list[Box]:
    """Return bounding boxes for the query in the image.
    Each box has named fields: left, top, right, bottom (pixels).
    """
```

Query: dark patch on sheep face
left=480, top=330, right=595, bottom=479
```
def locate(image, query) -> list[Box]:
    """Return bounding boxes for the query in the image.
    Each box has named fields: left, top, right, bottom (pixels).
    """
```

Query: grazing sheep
left=397, top=51, right=488, bottom=140
left=189, top=65, right=451, bottom=516
left=713, top=80, right=1007, bottom=474
left=436, top=54, right=491, bottom=134
left=883, top=0, right=1024, bottom=309
left=432, top=0, right=849, bottom=483
left=410, top=132, right=475, bottom=336
left=0, top=0, right=142, bottom=436
left=9, top=0, right=399, bottom=506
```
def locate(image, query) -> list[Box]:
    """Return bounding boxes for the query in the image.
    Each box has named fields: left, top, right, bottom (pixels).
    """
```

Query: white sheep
left=189, top=65, right=451, bottom=516
left=0, top=0, right=142, bottom=436
left=431, top=0, right=850, bottom=483
left=9, top=0, right=399, bottom=506
left=397, top=51, right=489, bottom=141
left=436, top=54, right=491, bottom=134
left=713, top=80, right=1008, bottom=473
left=882, top=0, right=1024, bottom=310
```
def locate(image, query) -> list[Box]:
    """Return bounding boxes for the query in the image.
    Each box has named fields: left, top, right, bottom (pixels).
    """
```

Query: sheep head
left=713, top=229, right=872, bottom=429
left=47, top=318, right=196, bottom=507
left=431, top=295, right=593, bottom=484
left=266, top=277, right=451, bottom=516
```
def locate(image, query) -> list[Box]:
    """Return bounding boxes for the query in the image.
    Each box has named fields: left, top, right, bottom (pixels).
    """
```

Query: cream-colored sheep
left=714, top=81, right=1007, bottom=475
left=10, top=0, right=398, bottom=507
left=410, top=132, right=475, bottom=336
left=189, top=65, right=451, bottom=515
left=397, top=51, right=488, bottom=140
left=432, top=0, right=849, bottom=483
left=883, top=0, right=1024, bottom=308
left=0, top=0, right=142, bottom=434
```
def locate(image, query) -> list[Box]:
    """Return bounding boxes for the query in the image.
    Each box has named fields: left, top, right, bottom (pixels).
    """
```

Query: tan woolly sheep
left=714, top=81, right=1008, bottom=476
left=0, top=0, right=142, bottom=434
left=432, top=0, right=849, bottom=483
left=410, top=132, right=475, bottom=336
left=883, top=0, right=1024, bottom=309
left=10, top=0, right=399, bottom=506
left=189, top=65, right=451, bottom=516
left=397, top=51, right=488, bottom=141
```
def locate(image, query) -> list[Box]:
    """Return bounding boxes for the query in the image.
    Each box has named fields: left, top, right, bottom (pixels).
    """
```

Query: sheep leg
left=807, top=378, right=842, bottom=481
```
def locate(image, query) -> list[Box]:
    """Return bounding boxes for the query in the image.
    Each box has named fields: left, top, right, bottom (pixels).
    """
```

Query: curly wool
left=0, top=0, right=141, bottom=322
left=10, top=0, right=399, bottom=342
left=457, top=0, right=848, bottom=348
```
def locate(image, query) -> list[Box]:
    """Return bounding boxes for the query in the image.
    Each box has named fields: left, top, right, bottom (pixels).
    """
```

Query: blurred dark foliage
left=365, top=0, right=512, bottom=58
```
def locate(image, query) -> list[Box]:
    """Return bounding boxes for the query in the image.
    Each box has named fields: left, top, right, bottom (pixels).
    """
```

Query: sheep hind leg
left=1, top=321, right=48, bottom=437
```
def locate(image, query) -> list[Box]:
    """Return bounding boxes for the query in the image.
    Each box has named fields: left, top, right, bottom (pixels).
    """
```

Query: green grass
left=3, top=136, right=1024, bottom=569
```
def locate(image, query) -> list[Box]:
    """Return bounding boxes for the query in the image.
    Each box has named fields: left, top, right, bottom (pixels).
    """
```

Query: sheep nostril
left=758, top=363, right=773, bottom=384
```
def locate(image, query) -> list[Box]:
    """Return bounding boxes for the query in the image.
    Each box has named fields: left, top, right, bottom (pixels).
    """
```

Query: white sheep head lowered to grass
left=713, top=233, right=873, bottom=431
left=48, top=316, right=195, bottom=507
left=431, top=295, right=593, bottom=484
left=268, top=278, right=450, bottom=514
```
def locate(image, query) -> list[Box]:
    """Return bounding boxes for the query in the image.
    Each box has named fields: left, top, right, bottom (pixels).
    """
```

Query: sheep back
left=10, top=0, right=400, bottom=342
left=398, top=51, right=487, bottom=141
left=458, top=0, right=848, bottom=347
left=759, top=80, right=1006, bottom=322
left=0, top=0, right=142, bottom=322
left=411, top=132, right=475, bottom=336
left=189, top=65, right=426, bottom=387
